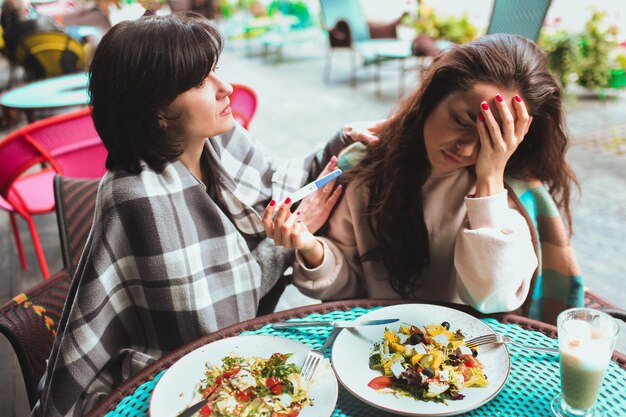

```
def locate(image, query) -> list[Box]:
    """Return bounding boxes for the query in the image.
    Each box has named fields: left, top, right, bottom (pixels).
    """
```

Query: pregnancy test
left=290, top=168, right=342, bottom=203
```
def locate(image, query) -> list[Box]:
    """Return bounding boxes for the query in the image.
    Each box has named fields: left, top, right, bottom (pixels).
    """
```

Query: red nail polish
left=269, top=200, right=276, bottom=207
left=478, top=114, right=484, bottom=122
left=296, top=211, right=301, bottom=215
left=297, top=220, right=302, bottom=223
left=481, top=102, right=489, bottom=111
left=515, top=95, right=522, bottom=102
left=495, top=94, right=503, bottom=102
left=284, top=197, right=291, bottom=204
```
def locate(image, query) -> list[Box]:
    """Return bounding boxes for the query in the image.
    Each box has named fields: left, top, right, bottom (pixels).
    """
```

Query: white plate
left=331, top=304, right=510, bottom=416
left=150, top=334, right=338, bottom=417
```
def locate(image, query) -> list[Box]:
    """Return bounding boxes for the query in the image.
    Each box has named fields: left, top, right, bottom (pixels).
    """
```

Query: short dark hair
left=89, top=12, right=223, bottom=173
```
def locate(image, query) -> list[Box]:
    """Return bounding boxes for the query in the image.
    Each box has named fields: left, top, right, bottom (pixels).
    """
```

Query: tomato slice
left=367, top=376, right=394, bottom=390
left=457, top=364, right=472, bottom=381
left=235, top=387, right=255, bottom=402
left=270, top=353, right=287, bottom=363
left=222, top=368, right=240, bottom=378
left=202, top=376, right=222, bottom=399
left=266, top=376, right=281, bottom=388
left=288, top=404, right=302, bottom=417
left=462, top=354, right=483, bottom=368
left=198, top=402, right=213, bottom=416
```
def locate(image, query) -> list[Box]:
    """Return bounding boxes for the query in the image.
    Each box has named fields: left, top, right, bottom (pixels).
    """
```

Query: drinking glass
left=551, top=308, right=619, bottom=417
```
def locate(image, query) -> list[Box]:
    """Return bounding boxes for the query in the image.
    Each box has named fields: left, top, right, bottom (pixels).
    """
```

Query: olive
left=409, top=333, right=424, bottom=345
left=422, top=367, right=435, bottom=378
left=472, top=348, right=478, bottom=357
left=441, top=321, right=450, bottom=330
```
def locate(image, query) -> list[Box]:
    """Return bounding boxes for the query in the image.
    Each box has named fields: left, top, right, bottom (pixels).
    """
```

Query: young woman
left=34, top=12, right=375, bottom=416
left=265, top=34, right=582, bottom=318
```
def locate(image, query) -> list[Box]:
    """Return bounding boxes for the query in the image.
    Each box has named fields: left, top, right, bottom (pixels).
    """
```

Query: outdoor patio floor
left=1, top=34, right=625, bottom=416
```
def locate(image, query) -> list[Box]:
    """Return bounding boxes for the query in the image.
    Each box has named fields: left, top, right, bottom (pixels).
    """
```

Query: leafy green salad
left=367, top=322, right=488, bottom=403
left=188, top=353, right=311, bottom=417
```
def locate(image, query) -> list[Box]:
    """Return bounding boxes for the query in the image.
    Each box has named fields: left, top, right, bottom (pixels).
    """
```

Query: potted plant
left=539, top=28, right=581, bottom=88
left=577, top=11, right=618, bottom=90
left=540, top=10, right=622, bottom=92
left=409, top=4, right=477, bottom=45
left=607, top=50, right=626, bottom=89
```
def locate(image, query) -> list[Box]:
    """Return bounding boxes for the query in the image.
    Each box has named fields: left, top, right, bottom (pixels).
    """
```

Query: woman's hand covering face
left=474, top=94, right=532, bottom=196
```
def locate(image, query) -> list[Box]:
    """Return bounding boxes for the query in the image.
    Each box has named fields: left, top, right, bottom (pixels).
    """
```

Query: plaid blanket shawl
left=35, top=124, right=346, bottom=416
left=337, top=144, right=584, bottom=324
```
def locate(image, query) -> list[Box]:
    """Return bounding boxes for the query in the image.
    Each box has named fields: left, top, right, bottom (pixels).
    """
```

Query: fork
left=300, top=327, right=341, bottom=382
left=465, top=333, right=558, bottom=354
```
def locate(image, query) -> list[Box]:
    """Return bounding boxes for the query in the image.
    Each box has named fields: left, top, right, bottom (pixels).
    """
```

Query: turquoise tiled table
left=86, top=300, right=626, bottom=417
left=0, top=72, right=89, bottom=122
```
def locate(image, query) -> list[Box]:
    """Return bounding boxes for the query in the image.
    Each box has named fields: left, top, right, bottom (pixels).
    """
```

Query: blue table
left=85, top=300, right=626, bottom=417
left=0, top=72, right=89, bottom=121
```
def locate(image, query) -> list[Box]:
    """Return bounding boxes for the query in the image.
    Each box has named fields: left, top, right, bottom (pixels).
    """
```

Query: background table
left=0, top=72, right=89, bottom=122
left=86, top=299, right=626, bottom=417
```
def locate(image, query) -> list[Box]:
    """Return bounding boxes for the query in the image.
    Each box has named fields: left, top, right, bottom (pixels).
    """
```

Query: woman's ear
left=157, top=112, right=168, bottom=129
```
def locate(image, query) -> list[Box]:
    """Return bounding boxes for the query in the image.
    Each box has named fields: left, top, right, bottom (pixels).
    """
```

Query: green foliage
left=539, top=30, right=581, bottom=88
left=218, top=0, right=261, bottom=18
left=412, top=6, right=477, bottom=44
left=577, top=11, right=618, bottom=89
left=267, top=0, right=311, bottom=28
left=539, top=10, right=620, bottom=90
left=218, top=0, right=235, bottom=18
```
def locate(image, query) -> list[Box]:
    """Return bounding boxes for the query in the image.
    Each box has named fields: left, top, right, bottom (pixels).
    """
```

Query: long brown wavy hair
left=349, top=34, right=578, bottom=297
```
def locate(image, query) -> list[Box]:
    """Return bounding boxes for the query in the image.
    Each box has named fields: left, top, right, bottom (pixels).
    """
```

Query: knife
left=178, top=398, right=208, bottom=417
left=271, top=318, right=399, bottom=329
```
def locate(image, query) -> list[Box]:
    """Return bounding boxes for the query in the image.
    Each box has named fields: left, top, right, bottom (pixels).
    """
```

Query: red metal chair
left=0, top=107, right=106, bottom=278
left=230, top=83, right=258, bottom=130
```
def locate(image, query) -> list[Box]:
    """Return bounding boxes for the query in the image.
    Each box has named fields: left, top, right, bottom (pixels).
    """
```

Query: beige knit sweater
left=293, top=168, right=538, bottom=314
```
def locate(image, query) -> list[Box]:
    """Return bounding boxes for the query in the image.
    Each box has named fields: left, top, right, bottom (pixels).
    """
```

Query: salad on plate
left=185, top=352, right=311, bottom=417
left=367, top=321, right=488, bottom=403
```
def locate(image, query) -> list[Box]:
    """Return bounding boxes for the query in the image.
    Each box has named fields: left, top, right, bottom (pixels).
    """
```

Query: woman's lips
left=220, top=105, right=232, bottom=116
left=441, top=149, right=464, bottom=164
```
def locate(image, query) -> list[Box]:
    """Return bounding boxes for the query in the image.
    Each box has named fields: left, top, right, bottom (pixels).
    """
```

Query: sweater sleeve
left=455, top=190, right=537, bottom=313
left=292, top=187, right=365, bottom=299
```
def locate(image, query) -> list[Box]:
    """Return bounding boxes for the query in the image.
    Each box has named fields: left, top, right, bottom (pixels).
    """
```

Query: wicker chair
left=54, top=175, right=100, bottom=274
left=584, top=290, right=626, bottom=321
left=0, top=269, right=72, bottom=408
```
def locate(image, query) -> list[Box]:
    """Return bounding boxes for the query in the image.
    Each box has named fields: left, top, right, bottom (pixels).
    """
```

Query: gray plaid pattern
left=33, top=124, right=346, bottom=416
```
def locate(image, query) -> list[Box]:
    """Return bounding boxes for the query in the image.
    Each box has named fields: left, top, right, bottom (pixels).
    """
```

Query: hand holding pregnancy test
left=289, top=168, right=342, bottom=203
left=262, top=156, right=343, bottom=254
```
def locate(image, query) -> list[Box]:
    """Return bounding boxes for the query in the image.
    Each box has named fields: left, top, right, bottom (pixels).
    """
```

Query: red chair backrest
left=0, top=131, right=54, bottom=200
left=0, top=108, right=106, bottom=213
left=230, top=83, right=258, bottom=129
left=21, top=107, right=107, bottom=179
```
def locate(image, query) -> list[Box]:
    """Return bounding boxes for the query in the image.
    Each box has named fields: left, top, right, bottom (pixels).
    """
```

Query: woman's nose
left=217, top=77, right=233, bottom=98
left=455, top=138, right=479, bottom=157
